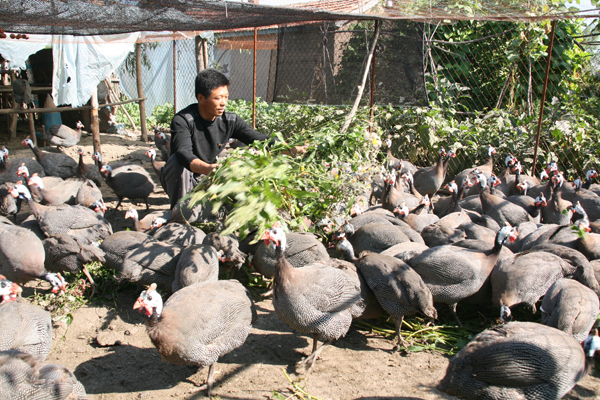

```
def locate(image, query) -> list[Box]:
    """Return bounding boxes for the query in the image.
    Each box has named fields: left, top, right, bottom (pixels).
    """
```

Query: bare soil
left=2, top=127, right=600, bottom=400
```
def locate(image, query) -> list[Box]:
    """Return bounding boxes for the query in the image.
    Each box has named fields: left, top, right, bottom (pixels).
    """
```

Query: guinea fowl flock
left=0, top=136, right=599, bottom=399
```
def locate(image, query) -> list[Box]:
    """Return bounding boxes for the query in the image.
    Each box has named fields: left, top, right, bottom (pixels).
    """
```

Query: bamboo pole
left=532, top=20, right=557, bottom=177
left=253, top=27, right=257, bottom=129
left=90, top=89, right=101, bottom=154
left=173, top=39, right=177, bottom=113
left=136, top=43, right=148, bottom=142
left=103, top=78, right=137, bottom=131
left=195, top=35, right=203, bottom=73
left=369, top=20, right=379, bottom=135
left=341, top=21, right=381, bottom=134
left=9, top=70, right=17, bottom=139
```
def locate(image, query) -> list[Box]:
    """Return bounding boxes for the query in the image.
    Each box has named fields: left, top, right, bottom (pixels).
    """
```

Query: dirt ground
left=2, top=126, right=600, bottom=400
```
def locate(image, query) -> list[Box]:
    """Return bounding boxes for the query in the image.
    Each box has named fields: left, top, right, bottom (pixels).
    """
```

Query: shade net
left=273, top=20, right=428, bottom=106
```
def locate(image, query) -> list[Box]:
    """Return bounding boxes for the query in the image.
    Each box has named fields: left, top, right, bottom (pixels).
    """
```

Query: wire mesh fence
left=117, top=15, right=600, bottom=185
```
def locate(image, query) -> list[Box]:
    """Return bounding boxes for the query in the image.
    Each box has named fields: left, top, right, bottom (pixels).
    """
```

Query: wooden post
left=90, top=89, right=101, bottom=154
left=202, top=39, right=209, bottom=70
left=369, top=20, right=379, bottom=135
left=253, top=28, right=257, bottom=129
left=9, top=70, right=17, bottom=139
left=532, top=20, right=557, bottom=177
left=136, top=43, right=148, bottom=142
left=173, top=39, right=177, bottom=113
left=195, top=35, right=203, bottom=73
left=27, top=110, right=36, bottom=146
left=341, top=20, right=381, bottom=134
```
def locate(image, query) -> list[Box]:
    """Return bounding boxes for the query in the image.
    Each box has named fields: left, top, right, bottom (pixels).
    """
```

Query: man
left=161, top=69, right=271, bottom=208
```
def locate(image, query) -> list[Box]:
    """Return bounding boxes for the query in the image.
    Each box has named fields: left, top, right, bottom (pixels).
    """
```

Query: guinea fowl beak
left=260, top=230, right=278, bottom=247
left=133, top=298, right=154, bottom=317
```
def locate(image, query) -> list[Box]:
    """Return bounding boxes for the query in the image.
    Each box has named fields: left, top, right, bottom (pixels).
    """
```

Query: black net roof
left=0, top=0, right=382, bottom=36
left=1, top=0, right=598, bottom=36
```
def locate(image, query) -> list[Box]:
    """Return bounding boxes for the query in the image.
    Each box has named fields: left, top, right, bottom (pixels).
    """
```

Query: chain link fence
left=117, top=16, right=600, bottom=183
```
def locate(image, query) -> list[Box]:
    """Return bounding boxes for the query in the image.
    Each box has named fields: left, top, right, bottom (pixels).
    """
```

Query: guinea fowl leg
left=449, top=303, right=463, bottom=327
left=189, top=363, right=215, bottom=396
left=81, top=265, right=96, bottom=297
left=297, top=334, right=332, bottom=373
left=114, top=198, right=123, bottom=211
left=393, top=316, right=411, bottom=351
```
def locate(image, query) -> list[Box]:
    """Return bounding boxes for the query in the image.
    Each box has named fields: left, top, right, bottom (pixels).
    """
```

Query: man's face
left=198, top=85, right=229, bottom=121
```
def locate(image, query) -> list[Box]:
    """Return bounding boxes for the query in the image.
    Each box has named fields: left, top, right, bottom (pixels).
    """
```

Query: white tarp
left=0, top=36, right=50, bottom=69
left=52, top=33, right=140, bottom=106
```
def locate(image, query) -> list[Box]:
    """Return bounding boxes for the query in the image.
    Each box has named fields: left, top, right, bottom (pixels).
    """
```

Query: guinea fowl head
left=499, top=304, right=513, bottom=323
left=511, top=161, right=522, bottom=174
left=76, top=121, right=84, bottom=130
left=21, top=138, right=34, bottom=148
left=124, top=207, right=138, bottom=221
left=534, top=193, right=547, bottom=208
left=394, top=203, right=410, bottom=217
left=46, top=273, right=67, bottom=294
left=0, top=275, right=22, bottom=303
left=444, top=181, right=458, bottom=193
left=488, top=174, right=501, bottom=188
left=16, top=163, right=29, bottom=178
left=487, top=145, right=496, bottom=156
left=145, top=148, right=156, bottom=160
left=402, top=171, right=414, bottom=186
left=134, top=283, right=163, bottom=318
left=446, top=149, right=456, bottom=159
left=496, top=223, right=518, bottom=248
left=100, top=164, right=112, bottom=177
left=545, top=161, right=559, bottom=177
left=27, top=174, right=44, bottom=189
left=335, top=237, right=355, bottom=260
left=260, top=223, right=287, bottom=252
left=0, top=146, right=8, bottom=158
left=516, top=180, right=529, bottom=195
left=586, top=169, right=598, bottom=181
left=9, top=182, right=31, bottom=201
left=551, top=172, right=564, bottom=188
left=92, top=200, right=107, bottom=214
left=572, top=178, right=582, bottom=190
left=77, top=148, right=84, bottom=156
left=157, top=132, right=166, bottom=140
left=92, top=151, right=102, bottom=163
left=151, top=216, right=168, bottom=229
left=504, top=154, right=516, bottom=168
left=475, top=173, right=487, bottom=190
left=385, top=138, right=392, bottom=149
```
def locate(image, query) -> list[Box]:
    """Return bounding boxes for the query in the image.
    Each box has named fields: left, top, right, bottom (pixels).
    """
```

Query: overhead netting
left=1, top=0, right=598, bottom=37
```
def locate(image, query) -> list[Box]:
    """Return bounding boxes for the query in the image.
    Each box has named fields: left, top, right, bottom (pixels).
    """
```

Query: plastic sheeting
left=0, top=37, right=50, bottom=69
left=52, top=33, right=140, bottom=107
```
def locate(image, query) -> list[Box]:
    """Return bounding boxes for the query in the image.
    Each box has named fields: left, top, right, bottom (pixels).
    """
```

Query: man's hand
left=189, top=158, right=218, bottom=176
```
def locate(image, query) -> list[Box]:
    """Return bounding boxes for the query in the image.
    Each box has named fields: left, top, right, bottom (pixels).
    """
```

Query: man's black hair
left=195, top=69, right=230, bottom=98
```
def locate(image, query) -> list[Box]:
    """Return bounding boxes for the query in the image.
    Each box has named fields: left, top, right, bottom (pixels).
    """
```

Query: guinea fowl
left=134, top=280, right=255, bottom=396
left=393, top=197, right=439, bottom=233
left=99, top=230, right=157, bottom=272
left=22, top=138, right=78, bottom=179
left=541, top=278, right=599, bottom=342
left=27, top=173, right=83, bottom=205
left=413, top=148, right=456, bottom=197
left=439, top=321, right=586, bottom=400
left=117, top=238, right=182, bottom=291
left=506, top=190, right=546, bottom=223
left=0, top=350, right=87, bottom=399
left=407, top=224, right=518, bottom=325
left=0, top=278, right=52, bottom=359
left=100, top=164, right=155, bottom=210
left=453, top=145, right=496, bottom=190
left=151, top=221, right=206, bottom=247
left=491, top=249, right=577, bottom=322
left=44, top=121, right=83, bottom=149
left=10, top=183, right=112, bottom=246
left=262, top=224, right=363, bottom=372
left=0, top=219, right=66, bottom=293
left=343, top=221, right=424, bottom=256
left=0, top=184, right=20, bottom=220
left=145, top=147, right=165, bottom=183
left=76, top=148, right=102, bottom=186
left=477, top=173, right=532, bottom=227
left=381, top=170, right=420, bottom=211
left=0, top=154, right=45, bottom=185
left=75, top=179, right=103, bottom=211
left=171, top=244, right=219, bottom=292
left=253, top=231, right=330, bottom=279
left=542, top=173, right=573, bottom=225
left=154, top=130, right=171, bottom=161
left=569, top=203, right=600, bottom=261
left=43, top=233, right=105, bottom=295
left=336, top=237, right=437, bottom=350
left=202, top=232, right=246, bottom=270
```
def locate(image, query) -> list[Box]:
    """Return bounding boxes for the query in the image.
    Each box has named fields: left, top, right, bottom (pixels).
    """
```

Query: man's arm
left=171, top=113, right=216, bottom=175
